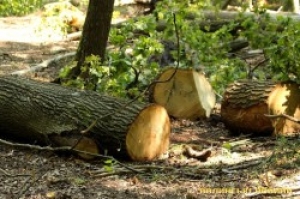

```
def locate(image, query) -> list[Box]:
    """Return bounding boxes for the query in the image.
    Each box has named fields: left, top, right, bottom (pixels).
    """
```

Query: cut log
left=0, top=76, right=170, bottom=161
left=267, top=82, right=300, bottom=135
left=221, top=80, right=275, bottom=135
left=150, top=68, right=216, bottom=120
left=221, top=80, right=300, bottom=136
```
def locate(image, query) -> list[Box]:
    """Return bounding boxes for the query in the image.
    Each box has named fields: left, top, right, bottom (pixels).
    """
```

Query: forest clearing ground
left=0, top=12, right=300, bottom=199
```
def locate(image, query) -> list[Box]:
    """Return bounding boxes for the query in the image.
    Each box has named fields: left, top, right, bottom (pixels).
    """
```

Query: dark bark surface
left=71, top=0, right=114, bottom=78
left=0, top=76, right=148, bottom=156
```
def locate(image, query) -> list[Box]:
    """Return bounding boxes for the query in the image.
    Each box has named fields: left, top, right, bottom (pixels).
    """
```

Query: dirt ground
left=0, top=11, right=300, bottom=199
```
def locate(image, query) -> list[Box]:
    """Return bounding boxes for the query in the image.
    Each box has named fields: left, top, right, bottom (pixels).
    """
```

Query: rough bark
left=221, top=80, right=275, bottom=135
left=69, top=0, right=114, bottom=79
left=221, top=80, right=300, bottom=136
left=150, top=68, right=216, bottom=120
left=0, top=76, right=170, bottom=161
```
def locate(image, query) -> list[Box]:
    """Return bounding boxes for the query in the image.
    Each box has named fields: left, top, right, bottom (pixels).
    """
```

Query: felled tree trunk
left=0, top=76, right=170, bottom=161
left=150, top=68, right=216, bottom=120
left=221, top=80, right=300, bottom=136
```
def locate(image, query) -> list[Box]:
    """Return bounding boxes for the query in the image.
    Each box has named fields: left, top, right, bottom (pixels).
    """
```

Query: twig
left=247, top=57, right=269, bottom=79
left=0, top=137, right=143, bottom=175
left=265, top=113, right=300, bottom=123
left=81, top=119, right=97, bottom=134
left=226, top=159, right=263, bottom=170
left=0, top=168, right=30, bottom=177
left=93, top=164, right=215, bottom=178
left=16, top=176, right=33, bottom=198
left=0, top=138, right=71, bottom=151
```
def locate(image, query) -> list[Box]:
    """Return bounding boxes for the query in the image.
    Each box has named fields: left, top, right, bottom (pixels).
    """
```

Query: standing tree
left=67, top=0, right=115, bottom=80
left=0, top=0, right=171, bottom=161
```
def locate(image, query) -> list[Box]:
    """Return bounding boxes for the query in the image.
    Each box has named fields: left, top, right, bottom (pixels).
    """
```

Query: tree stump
left=150, top=68, right=216, bottom=120
left=221, top=80, right=300, bottom=136
left=0, top=76, right=170, bottom=161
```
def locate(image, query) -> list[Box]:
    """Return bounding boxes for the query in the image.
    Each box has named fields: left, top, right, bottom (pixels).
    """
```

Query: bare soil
left=0, top=12, right=300, bottom=199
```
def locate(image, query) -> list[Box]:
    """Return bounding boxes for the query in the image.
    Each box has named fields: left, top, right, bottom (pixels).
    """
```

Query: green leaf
left=222, top=142, right=232, bottom=151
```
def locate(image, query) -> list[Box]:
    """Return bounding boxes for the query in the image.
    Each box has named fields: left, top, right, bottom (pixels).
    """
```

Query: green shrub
left=60, top=0, right=300, bottom=99
left=0, top=0, right=44, bottom=16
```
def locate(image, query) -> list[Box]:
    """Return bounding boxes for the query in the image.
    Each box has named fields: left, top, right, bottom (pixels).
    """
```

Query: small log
left=221, top=80, right=275, bottom=135
left=0, top=76, right=170, bottom=161
left=150, top=68, right=216, bottom=120
left=221, top=80, right=300, bottom=136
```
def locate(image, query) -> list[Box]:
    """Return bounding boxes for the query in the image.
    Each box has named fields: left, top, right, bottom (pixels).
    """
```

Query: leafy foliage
left=0, top=0, right=44, bottom=16
left=59, top=0, right=300, bottom=98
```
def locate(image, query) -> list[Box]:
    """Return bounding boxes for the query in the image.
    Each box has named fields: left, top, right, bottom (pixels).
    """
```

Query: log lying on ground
left=155, top=11, right=300, bottom=34
left=150, top=68, right=216, bottom=120
left=221, top=80, right=300, bottom=136
left=0, top=76, right=170, bottom=161
left=200, top=11, right=300, bottom=22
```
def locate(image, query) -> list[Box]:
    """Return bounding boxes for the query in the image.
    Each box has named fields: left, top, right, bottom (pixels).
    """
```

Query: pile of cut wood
left=0, top=68, right=299, bottom=161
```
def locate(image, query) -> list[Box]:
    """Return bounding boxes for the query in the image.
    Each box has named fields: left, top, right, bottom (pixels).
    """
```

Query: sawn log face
left=150, top=68, right=216, bottom=120
left=221, top=80, right=300, bottom=136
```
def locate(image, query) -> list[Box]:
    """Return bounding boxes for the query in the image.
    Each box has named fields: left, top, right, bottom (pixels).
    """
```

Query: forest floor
left=0, top=9, right=300, bottom=199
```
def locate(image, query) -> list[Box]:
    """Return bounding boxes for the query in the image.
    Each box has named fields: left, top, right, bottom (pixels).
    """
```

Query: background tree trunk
left=0, top=76, right=170, bottom=161
left=69, top=0, right=115, bottom=79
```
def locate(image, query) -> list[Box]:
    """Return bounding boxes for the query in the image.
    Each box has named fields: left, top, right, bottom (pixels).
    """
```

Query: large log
left=221, top=80, right=300, bottom=136
left=200, top=11, right=300, bottom=22
left=0, top=76, right=170, bottom=161
left=150, top=68, right=216, bottom=120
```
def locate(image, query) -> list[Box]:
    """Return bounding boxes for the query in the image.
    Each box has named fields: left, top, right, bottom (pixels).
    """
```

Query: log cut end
left=221, top=80, right=300, bottom=136
left=267, top=82, right=300, bottom=136
left=221, top=80, right=275, bottom=135
left=126, top=104, right=170, bottom=161
left=150, top=68, right=216, bottom=120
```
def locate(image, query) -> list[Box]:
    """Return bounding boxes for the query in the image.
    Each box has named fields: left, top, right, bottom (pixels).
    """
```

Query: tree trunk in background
left=70, top=0, right=115, bottom=79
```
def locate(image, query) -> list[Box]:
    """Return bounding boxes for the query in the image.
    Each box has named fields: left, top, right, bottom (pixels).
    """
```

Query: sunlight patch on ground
left=0, top=16, right=67, bottom=43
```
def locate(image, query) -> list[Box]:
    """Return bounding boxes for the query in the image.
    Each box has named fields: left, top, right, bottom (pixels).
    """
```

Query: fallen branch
left=11, top=52, right=76, bottom=76
left=0, top=137, right=141, bottom=174
left=0, top=138, right=71, bottom=152
left=0, top=168, right=30, bottom=177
